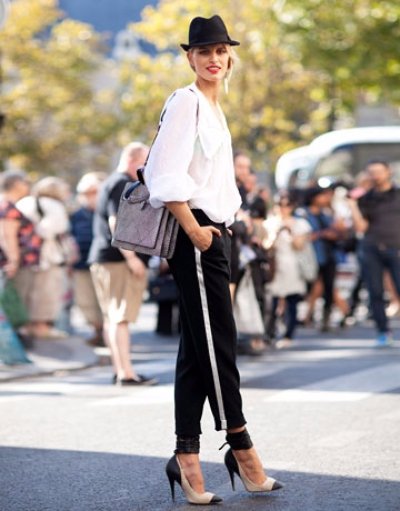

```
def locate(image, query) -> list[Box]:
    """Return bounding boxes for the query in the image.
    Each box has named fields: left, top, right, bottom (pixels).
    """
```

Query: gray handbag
left=112, top=171, right=179, bottom=258
left=111, top=94, right=183, bottom=258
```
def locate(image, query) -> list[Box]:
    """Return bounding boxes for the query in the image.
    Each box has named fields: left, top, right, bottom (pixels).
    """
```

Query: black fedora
left=181, top=15, right=240, bottom=51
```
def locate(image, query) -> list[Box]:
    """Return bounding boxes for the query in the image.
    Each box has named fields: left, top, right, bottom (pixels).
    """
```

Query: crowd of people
left=0, top=147, right=398, bottom=370
left=0, top=143, right=158, bottom=385
left=230, top=155, right=399, bottom=354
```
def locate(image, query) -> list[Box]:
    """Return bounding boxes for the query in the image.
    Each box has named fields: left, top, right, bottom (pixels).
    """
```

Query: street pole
left=0, top=0, right=9, bottom=165
left=0, top=0, right=9, bottom=29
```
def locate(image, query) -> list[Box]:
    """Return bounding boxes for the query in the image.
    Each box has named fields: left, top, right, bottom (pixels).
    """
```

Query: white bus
left=275, top=126, right=400, bottom=189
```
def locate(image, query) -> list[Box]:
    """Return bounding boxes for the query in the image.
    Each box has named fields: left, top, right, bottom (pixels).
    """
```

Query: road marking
left=89, top=384, right=174, bottom=406
left=266, top=363, right=400, bottom=402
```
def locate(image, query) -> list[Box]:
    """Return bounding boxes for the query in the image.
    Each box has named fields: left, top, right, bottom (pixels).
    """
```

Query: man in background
left=89, top=142, right=157, bottom=385
left=348, top=160, right=400, bottom=347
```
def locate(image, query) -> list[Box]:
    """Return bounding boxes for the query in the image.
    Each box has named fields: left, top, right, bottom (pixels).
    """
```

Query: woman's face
left=277, top=201, right=293, bottom=217
left=13, top=179, right=30, bottom=201
left=188, top=44, right=230, bottom=83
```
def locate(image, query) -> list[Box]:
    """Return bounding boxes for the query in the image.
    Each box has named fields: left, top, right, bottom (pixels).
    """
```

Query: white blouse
left=145, top=83, right=241, bottom=225
left=16, top=196, right=70, bottom=269
left=264, top=215, right=311, bottom=297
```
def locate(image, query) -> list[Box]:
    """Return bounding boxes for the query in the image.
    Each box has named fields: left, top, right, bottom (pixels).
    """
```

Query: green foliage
left=280, top=0, right=400, bottom=125
left=122, top=0, right=400, bottom=168
left=0, top=0, right=119, bottom=180
left=1, top=0, right=399, bottom=178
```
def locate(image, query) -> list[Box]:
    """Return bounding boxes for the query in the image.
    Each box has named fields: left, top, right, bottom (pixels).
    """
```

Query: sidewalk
left=0, top=302, right=163, bottom=383
left=0, top=334, right=99, bottom=382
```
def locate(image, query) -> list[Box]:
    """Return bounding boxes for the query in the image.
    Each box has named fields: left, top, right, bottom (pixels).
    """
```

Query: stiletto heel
left=166, top=464, right=176, bottom=500
left=226, top=453, right=235, bottom=491
left=224, top=449, right=283, bottom=493
left=165, top=455, right=222, bottom=505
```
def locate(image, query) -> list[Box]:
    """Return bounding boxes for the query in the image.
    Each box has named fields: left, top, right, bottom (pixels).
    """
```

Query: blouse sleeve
left=146, top=88, right=198, bottom=208
left=293, top=218, right=312, bottom=236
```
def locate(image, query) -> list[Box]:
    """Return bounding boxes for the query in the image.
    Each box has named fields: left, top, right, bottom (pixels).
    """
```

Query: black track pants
left=168, top=210, right=246, bottom=435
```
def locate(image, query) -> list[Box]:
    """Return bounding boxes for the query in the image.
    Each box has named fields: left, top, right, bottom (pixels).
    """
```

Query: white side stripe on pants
left=195, top=248, right=228, bottom=429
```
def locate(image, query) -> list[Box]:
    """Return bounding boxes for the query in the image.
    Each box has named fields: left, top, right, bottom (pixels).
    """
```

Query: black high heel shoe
left=224, top=449, right=283, bottom=493
left=165, top=455, right=222, bottom=505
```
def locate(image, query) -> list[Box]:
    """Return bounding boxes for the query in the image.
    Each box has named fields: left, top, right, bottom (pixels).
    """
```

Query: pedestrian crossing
left=1, top=339, right=399, bottom=408
left=265, top=361, right=400, bottom=403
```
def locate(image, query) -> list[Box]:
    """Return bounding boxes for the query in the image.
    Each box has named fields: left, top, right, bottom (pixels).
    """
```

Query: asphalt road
left=1, top=308, right=400, bottom=511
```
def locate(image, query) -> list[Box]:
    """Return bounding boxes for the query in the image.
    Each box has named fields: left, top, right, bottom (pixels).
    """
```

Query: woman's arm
left=292, top=218, right=312, bottom=251
left=292, top=233, right=308, bottom=250
left=165, top=202, right=221, bottom=252
left=0, top=218, right=20, bottom=277
left=146, top=90, right=198, bottom=208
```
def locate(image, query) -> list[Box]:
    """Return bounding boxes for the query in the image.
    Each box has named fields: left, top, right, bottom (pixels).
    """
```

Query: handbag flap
left=114, top=183, right=167, bottom=250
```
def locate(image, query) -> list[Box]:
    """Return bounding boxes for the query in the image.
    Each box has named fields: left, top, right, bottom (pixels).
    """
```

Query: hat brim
left=180, top=39, right=240, bottom=51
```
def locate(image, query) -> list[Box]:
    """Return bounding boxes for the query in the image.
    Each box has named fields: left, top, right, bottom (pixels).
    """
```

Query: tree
left=280, top=0, right=400, bottom=128
left=121, top=0, right=400, bottom=167
left=0, top=0, right=119, bottom=180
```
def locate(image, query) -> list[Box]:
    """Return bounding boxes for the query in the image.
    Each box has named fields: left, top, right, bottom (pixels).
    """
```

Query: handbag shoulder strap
left=138, top=88, right=199, bottom=185
left=36, top=197, right=45, bottom=219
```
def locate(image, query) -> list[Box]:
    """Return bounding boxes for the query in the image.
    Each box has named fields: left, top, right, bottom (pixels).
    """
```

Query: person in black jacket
left=349, top=160, right=400, bottom=347
left=88, top=142, right=157, bottom=385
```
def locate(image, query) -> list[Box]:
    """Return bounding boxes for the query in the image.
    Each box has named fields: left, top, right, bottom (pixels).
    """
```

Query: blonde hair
left=116, top=141, right=148, bottom=174
left=32, top=176, right=70, bottom=202
left=76, top=171, right=107, bottom=194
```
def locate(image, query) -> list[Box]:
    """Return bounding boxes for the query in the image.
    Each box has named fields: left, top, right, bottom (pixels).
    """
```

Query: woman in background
left=265, top=193, right=311, bottom=348
left=16, top=176, right=73, bottom=338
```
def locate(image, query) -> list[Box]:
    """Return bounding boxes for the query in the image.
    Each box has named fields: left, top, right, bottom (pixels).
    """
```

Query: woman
left=16, top=177, right=74, bottom=338
left=0, top=171, right=42, bottom=338
left=146, top=15, right=283, bottom=504
left=264, top=194, right=311, bottom=348
left=301, top=186, right=348, bottom=331
left=0, top=170, right=41, bottom=280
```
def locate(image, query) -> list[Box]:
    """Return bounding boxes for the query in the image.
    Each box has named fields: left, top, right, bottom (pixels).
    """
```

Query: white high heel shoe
left=165, top=455, right=222, bottom=505
left=224, top=448, right=283, bottom=493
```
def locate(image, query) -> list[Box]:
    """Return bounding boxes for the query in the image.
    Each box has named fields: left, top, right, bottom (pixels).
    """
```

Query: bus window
left=352, top=143, right=400, bottom=182
left=315, top=147, right=353, bottom=181
left=314, top=143, right=400, bottom=183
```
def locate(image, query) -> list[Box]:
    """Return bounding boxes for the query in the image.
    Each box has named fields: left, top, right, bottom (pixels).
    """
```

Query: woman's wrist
left=186, top=224, right=202, bottom=239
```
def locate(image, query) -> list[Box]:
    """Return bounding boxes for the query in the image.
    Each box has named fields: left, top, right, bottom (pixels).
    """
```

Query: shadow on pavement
left=0, top=447, right=399, bottom=511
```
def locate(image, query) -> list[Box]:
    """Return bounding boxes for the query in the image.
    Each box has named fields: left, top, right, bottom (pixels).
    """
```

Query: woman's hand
left=189, top=225, right=221, bottom=252
left=126, top=254, right=147, bottom=278
left=4, top=260, right=19, bottom=279
left=164, top=201, right=221, bottom=251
